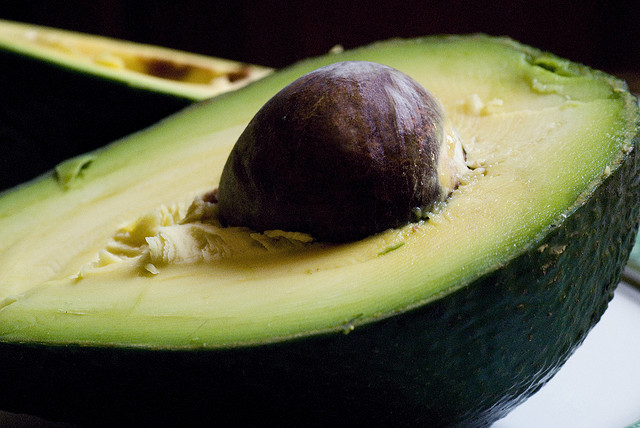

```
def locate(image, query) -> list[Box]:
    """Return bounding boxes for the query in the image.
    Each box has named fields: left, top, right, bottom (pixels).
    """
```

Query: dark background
left=1, top=0, right=639, bottom=77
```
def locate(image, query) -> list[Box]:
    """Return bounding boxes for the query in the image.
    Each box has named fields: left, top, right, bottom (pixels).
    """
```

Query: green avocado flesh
left=0, top=35, right=638, bottom=427
left=0, top=19, right=271, bottom=190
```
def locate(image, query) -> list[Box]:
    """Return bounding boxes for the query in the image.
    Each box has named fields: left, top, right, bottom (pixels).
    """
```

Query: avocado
left=0, top=19, right=271, bottom=190
left=0, top=35, right=638, bottom=427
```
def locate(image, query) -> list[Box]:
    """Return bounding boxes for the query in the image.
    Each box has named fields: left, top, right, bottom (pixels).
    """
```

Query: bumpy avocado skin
left=0, top=128, right=637, bottom=427
left=0, top=48, right=193, bottom=191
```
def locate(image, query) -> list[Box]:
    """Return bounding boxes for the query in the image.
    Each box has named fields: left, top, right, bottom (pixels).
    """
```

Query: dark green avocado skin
left=0, top=135, right=637, bottom=427
left=0, top=49, right=192, bottom=191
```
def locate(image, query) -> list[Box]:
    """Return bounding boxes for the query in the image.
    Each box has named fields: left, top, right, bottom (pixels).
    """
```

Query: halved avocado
left=0, top=36, right=638, bottom=427
left=0, top=19, right=271, bottom=190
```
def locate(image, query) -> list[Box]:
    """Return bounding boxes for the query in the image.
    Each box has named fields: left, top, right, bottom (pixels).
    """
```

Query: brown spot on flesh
left=144, top=59, right=193, bottom=81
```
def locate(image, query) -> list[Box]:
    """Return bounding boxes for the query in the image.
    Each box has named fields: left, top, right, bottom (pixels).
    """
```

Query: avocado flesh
left=0, top=36, right=638, bottom=425
left=0, top=35, right=633, bottom=345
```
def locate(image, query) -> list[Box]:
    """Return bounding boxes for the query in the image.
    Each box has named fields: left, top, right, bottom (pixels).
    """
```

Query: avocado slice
left=0, top=19, right=271, bottom=190
left=0, top=35, right=638, bottom=427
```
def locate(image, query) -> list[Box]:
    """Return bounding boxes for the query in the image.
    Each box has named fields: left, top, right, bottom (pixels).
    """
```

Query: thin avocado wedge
left=0, top=19, right=271, bottom=190
left=0, top=36, right=638, bottom=427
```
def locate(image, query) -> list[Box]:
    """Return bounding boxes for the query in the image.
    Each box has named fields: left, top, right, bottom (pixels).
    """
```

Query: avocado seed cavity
left=218, top=61, right=468, bottom=242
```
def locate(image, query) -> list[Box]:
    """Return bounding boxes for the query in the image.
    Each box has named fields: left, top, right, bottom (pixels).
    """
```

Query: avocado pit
left=218, top=61, right=467, bottom=242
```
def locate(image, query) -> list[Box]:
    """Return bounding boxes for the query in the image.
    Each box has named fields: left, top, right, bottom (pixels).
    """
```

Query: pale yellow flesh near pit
left=0, top=37, right=633, bottom=347
left=0, top=19, right=272, bottom=100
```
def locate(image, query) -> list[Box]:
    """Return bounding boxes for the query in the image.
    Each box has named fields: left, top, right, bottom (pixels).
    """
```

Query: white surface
left=493, top=282, right=640, bottom=428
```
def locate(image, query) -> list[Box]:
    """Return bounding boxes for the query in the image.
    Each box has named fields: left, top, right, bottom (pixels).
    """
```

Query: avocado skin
left=0, top=133, right=637, bottom=427
left=0, top=48, right=193, bottom=191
